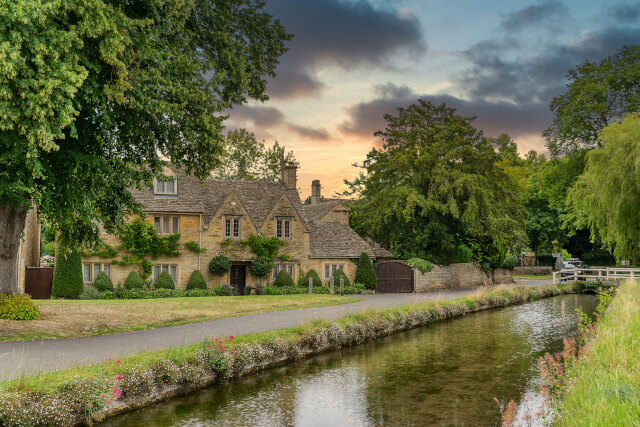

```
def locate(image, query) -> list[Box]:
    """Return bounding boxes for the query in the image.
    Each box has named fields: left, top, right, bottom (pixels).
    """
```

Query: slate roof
left=364, top=237, right=394, bottom=259
left=302, top=199, right=349, bottom=222
left=308, top=222, right=375, bottom=259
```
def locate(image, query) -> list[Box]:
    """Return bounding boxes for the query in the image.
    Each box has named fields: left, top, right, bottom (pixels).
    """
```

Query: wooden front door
left=230, top=264, right=246, bottom=295
left=25, top=267, right=54, bottom=299
left=376, top=261, right=414, bottom=293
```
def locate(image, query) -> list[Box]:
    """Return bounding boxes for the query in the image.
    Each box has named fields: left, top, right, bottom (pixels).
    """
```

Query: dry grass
left=0, top=295, right=359, bottom=341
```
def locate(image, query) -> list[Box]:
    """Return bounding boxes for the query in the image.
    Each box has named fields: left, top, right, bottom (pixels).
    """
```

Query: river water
left=102, top=294, right=597, bottom=426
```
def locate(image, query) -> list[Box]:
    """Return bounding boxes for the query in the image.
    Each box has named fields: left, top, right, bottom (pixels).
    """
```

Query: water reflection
left=102, top=294, right=597, bottom=426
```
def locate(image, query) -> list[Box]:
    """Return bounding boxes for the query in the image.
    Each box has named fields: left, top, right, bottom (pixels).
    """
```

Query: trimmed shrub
left=333, top=268, right=350, bottom=287
left=213, top=285, right=233, bottom=296
left=186, top=270, right=207, bottom=290
left=155, top=271, right=175, bottom=290
left=93, top=271, right=114, bottom=292
left=209, top=255, right=232, bottom=275
left=355, top=252, right=377, bottom=289
left=52, top=249, right=84, bottom=299
left=273, top=269, right=294, bottom=287
left=78, top=286, right=100, bottom=300
left=0, top=294, right=40, bottom=320
left=249, top=257, right=271, bottom=277
left=124, top=271, right=144, bottom=290
left=301, top=269, right=322, bottom=288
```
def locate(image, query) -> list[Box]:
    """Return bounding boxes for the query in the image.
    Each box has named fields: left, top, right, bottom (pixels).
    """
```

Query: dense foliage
left=52, top=250, right=84, bottom=299
left=346, top=101, right=524, bottom=267
left=273, top=269, right=294, bottom=287
left=298, top=269, right=322, bottom=288
left=0, top=0, right=290, bottom=294
left=241, top=233, right=286, bottom=261
left=354, top=252, right=377, bottom=289
left=264, top=286, right=330, bottom=295
left=249, top=257, right=271, bottom=277
left=209, top=255, right=232, bottom=276
left=186, top=270, right=207, bottom=290
left=407, top=258, right=435, bottom=274
left=124, top=271, right=144, bottom=290
left=0, top=294, right=40, bottom=320
left=93, top=271, right=114, bottom=292
left=332, top=269, right=351, bottom=287
left=155, top=272, right=175, bottom=290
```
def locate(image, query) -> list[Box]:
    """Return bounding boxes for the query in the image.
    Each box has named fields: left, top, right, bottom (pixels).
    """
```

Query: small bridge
left=553, top=267, right=640, bottom=284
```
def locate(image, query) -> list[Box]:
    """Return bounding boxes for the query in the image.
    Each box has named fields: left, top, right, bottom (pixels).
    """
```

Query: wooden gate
left=25, top=267, right=54, bottom=299
left=376, top=261, right=413, bottom=293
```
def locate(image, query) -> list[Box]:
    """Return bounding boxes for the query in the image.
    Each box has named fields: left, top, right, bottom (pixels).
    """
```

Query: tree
left=544, top=45, right=640, bottom=155
left=0, top=0, right=290, bottom=294
left=345, top=100, right=524, bottom=266
left=568, top=114, right=640, bottom=263
left=354, top=252, right=377, bottom=289
left=212, top=129, right=296, bottom=180
left=52, top=250, right=84, bottom=299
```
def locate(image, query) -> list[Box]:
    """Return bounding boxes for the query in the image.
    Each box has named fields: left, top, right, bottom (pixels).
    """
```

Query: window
left=154, top=177, right=178, bottom=195
left=272, top=264, right=295, bottom=280
left=83, top=262, right=111, bottom=282
left=276, top=218, right=291, bottom=238
left=153, top=264, right=177, bottom=284
left=324, top=263, right=346, bottom=279
left=225, top=217, right=241, bottom=238
left=153, top=215, right=179, bottom=234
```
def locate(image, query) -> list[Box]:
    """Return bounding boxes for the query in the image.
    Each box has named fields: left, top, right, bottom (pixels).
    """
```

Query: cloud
left=500, top=1, right=570, bottom=32
left=227, top=104, right=285, bottom=128
left=264, top=0, right=426, bottom=99
left=287, top=124, right=330, bottom=140
left=607, top=3, right=640, bottom=23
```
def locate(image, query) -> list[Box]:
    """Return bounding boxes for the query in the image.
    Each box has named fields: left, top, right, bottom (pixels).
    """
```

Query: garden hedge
left=52, top=249, right=84, bottom=299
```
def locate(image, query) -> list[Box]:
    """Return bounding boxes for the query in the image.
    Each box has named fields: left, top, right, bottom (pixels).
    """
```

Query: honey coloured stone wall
left=303, top=258, right=357, bottom=287
left=414, top=262, right=512, bottom=292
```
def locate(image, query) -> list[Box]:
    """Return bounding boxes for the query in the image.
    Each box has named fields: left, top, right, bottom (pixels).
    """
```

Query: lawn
left=0, top=295, right=360, bottom=341
left=512, top=274, right=553, bottom=280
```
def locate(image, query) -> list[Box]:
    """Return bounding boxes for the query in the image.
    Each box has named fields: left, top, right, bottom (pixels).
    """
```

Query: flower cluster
left=40, top=255, right=54, bottom=267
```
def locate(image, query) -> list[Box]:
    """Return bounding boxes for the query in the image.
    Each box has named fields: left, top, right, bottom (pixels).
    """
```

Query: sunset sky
left=225, top=0, right=640, bottom=198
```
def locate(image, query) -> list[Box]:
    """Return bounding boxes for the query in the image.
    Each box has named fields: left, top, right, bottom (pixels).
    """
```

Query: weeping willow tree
left=568, top=114, right=640, bottom=263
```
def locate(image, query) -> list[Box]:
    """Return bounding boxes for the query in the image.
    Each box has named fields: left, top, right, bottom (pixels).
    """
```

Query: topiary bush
left=52, top=249, right=84, bottom=299
left=155, top=271, right=175, bottom=289
left=273, top=269, right=294, bottom=287
left=355, top=252, right=377, bottom=290
left=333, top=269, right=350, bottom=287
left=93, top=271, right=114, bottom=292
left=249, top=257, right=271, bottom=277
left=0, top=294, right=40, bottom=320
left=208, top=255, right=231, bottom=275
left=300, top=269, right=322, bottom=288
left=186, top=270, right=207, bottom=290
left=78, top=286, right=100, bottom=300
left=124, top=271, right=144, bottom=290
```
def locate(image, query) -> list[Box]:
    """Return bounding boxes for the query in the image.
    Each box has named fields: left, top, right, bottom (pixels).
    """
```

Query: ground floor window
left=324, top=263, right=346, bottom=279
left=83, top=262, right=111, bottom=282
left=272, top=264, right=295, bottom=279
left=153, top=264, right=177, bottom=284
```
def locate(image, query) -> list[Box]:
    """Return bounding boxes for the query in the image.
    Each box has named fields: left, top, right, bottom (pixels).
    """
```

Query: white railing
left=552, top=267, right=640, bottom=284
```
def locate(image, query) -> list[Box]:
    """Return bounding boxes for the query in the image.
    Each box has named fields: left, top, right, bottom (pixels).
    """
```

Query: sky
left=225, top=0, right=640, bottom=198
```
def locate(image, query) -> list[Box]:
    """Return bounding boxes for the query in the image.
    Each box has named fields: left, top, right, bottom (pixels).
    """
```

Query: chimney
left=310, top=180, right=322, bottom=205
left=282, top=161, right=297, bottom=190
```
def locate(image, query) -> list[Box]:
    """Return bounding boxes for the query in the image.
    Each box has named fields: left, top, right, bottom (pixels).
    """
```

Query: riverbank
left=0, top=283, right=576, bottom=426
left=557, top=280, right=639, bottom=425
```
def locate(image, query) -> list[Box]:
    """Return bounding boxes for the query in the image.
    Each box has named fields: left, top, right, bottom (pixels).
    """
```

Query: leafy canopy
left=0, top=0, right=290, bottom=249
left=345, top=100, right=524, bottom=266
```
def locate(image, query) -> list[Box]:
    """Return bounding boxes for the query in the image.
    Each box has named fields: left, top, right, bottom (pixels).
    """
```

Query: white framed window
left=233, top=218, right=240, bottom=238
left=324, top=263, right=346, bottom=279
left=272, top=264, right=296, bottom=280
left=153, top=215, right=179, bottom=234
left=83, top=262, right=111, bottom=283
left=154, top=177, right=178, bottom=195
left=276, top=218, right=291, bottom=238
left=224, top=217, right=241, bottom=238
left=153, top=264, right=178, bottom=284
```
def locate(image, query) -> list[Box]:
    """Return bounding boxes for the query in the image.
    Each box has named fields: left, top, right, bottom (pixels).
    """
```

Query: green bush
left=332, top=268, right=350, bottom=287
left=249, top=257, right=271, bottom=277
left=355, top=252, right=377, bottom=289
left=343, top=283, right=365, bottom=294
left=78, top=286, right=100, bottom=300
left=93, top=271, right=114, bottom=292
left=313, top=285, right=330, bottom=294
left=455, top=244, right=473, bottom=263
left=124, top=271, right=144, bottom=290
left=155, top=271, right=175, bottom=289
left=185, top=289, right=214, bottom=297
left=299, top=269, right=322, bottom=288
left=296, top=269, right=306, bottom=287
left=209, top=255, right=231, bottom=275
left=273, top=269, right=294, bottom=287
left=502, top=253, right=518, bottom=270
left=186, top=270, right=207, bottom=290
left=264, top=286, right=307, bottom=295
left=41, top=241, right=56, bottom=257
left=213, top=285, right=233, bottom=296
left=52, top=249, right=84, bottom=299
left=0, top=294, right=40, bottom=320
left=407, top=257, right=435, bottom=274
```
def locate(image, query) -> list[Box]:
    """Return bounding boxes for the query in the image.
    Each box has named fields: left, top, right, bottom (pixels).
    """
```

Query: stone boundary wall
left=513, top=266, right=553, bottom=275
left=414, top=262, right=512, bottom=292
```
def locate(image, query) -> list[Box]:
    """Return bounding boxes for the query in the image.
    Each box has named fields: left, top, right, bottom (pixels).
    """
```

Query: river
left=102, top=293, right=598, bottom=426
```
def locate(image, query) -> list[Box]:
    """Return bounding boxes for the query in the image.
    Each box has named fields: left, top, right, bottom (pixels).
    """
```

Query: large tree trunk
left=0, top=200, right=29, bottom=295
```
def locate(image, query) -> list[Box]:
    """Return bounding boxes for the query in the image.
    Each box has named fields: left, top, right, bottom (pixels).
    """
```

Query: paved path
left=0, top=280, right=551, bottom=379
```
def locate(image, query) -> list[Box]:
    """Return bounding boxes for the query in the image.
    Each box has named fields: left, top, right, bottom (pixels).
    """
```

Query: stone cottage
left=81, top=164, right=392, bottom=292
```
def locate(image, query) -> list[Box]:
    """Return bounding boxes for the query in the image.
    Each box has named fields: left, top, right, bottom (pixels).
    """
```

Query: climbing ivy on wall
left=241, top=233, right=286, bottom=261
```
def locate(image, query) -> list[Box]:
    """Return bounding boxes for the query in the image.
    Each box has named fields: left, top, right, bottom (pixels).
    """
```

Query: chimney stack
left=310, top=180, right=322, bottom=205
left=282, top=161, right=297, bottom=190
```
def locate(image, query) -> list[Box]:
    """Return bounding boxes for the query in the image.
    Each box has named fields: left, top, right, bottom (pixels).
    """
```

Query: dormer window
left=154, top=176, right=177, bottom=195
left=276, top=218, right=291, bottom=239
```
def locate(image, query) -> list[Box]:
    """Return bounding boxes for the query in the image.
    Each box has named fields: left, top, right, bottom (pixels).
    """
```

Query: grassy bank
left=0, top=295, right=360, bottom=341
left=558, top=280, right=640, bottom=425
left=0, top=283, right=577, bottom=426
